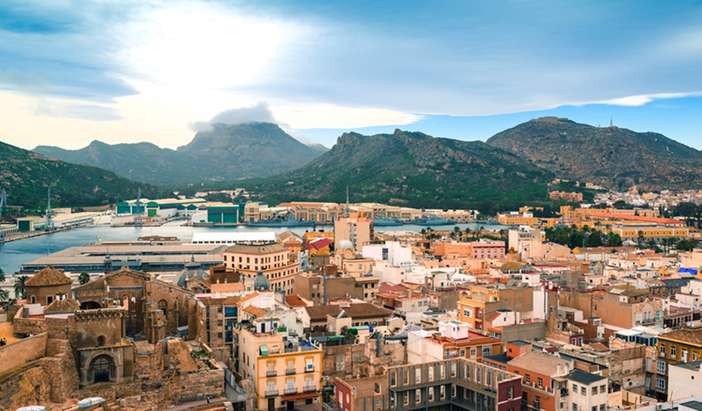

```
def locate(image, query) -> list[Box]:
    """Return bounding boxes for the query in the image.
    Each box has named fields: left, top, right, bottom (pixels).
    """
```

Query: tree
left=14, top=275, right=28, bottom=299
left=676, top=239, right=698, bottom=251
left=79, top=272, right=90, bottom=285
left=0, top=267, right=4, bottom=284
left=0, top=289, right=8, bottom=303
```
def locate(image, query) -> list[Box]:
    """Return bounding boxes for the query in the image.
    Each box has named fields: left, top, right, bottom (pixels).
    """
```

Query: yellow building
left=496, top=211, right=538, bottom=226
left=223, top=243, right=299, bottom=294
left=655, top=328, right=702, bottom=397
left=610, top=224, right=690, bottom=239
left=238, top=325, right=323, bottom=410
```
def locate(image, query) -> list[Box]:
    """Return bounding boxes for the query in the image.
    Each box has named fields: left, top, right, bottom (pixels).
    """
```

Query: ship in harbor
left=243, top=214, right=316, bottom=228
left=409, top=216, right=457, bottom=226
left=372, top=217, right=403, bottom=226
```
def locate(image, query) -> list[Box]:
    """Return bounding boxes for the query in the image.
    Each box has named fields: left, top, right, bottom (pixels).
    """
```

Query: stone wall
left=13, top=317, right=48, bottom=335
left=500, top=321, right=546, bottom=342
left=0, top=333, right=80, bottom=410
left=0, top=332, right=47, bottom=375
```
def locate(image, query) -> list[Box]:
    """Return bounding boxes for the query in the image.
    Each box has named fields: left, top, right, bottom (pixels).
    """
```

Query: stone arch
left=89, top=354, right=115, bottom=384
left=80, top=300, right=102, bottom=310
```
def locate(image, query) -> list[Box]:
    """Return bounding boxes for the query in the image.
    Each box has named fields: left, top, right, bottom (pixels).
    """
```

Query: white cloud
left=587, top=92, right=702, bottom=107
left=191, top=102, right=277, bottom=132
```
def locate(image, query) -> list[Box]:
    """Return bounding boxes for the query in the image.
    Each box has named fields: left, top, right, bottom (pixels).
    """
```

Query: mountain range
left=11, top=117, right=702, bottom=211
left=0, top=141, right=155, bottom=208
left=241, top=129, right=552, bottom=212
left=487, top=117, right=702, bottom=191
left=35, top=122, right=326, bottom=186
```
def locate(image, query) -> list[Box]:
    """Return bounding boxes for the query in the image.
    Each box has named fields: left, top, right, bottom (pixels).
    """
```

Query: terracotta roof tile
left=26, top=267, right=71, bottom=287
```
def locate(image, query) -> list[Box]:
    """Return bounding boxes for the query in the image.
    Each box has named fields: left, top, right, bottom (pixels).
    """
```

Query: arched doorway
left=80, top=301, right=102, bottom=310
left=89, top=354, right=115, bottom=383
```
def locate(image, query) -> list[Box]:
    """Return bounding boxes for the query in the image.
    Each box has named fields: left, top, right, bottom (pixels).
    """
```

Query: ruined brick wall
left=13, top=317, right=48, bottom=335
left=145, top=280, right=194, bottom=335
left=0, top=332, right=47, bottom=375
left=0, top=336, right=78, bottom=410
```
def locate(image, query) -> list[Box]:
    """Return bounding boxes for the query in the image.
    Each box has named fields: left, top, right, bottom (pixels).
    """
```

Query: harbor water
left=0, top=221, right=504, bottom=274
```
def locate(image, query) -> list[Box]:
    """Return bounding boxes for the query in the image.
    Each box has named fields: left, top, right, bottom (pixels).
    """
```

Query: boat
left=243, top=215, right=316, bottom=228
left=372, top=217, right=403, bottom=226
left=410, top=216, right=457, bottom=226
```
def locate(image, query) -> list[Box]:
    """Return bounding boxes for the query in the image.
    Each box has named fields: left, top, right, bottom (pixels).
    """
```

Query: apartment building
left=654, top=327, right=702, bottom=399
left=237, top=324, right=323, bottom=411
left=484, top=341, right=574, bottom=411
left=336, top=357, right=522, bottom=411
left=406, top=320, right=502, bottom=364
left=195, top=294, right=240, bottom=363
left=457, top=285, right=534, bottom=332
left=224, top=243, right=299, bottom=294
left=565, top=369, right=608, bottom=411
left=432, top=241, right=505, bottom=260
left=335, top=212, right=373, bottom=252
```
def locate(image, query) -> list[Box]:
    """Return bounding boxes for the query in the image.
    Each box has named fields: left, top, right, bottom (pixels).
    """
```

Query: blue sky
left=0, top=0, right=701, bottom=149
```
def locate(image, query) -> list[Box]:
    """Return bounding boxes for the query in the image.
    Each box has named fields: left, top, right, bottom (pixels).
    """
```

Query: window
left=599, top=405, right=606, bottom=411
left=657, top=360, right=666, bottom=373
left=440, top=385, right=446, bottom=399
left=537, top=377, right=544, bottom=388
left=581, top=387, right=586, bottom=395
left=416, top=388, right=421, bottom=404
left=428, top=366, right=434, bottom=381
left=572, top=383, right=578, bottom=392
left=428, top=387, right=434, bottom=402
left=599, top=385, right=606, bottom=394
left=524, top=374, right=531, bottom=385
left=403, top=392, right=409, bottom=406
left=670, top=346, right=677, bottom=358
left=507, top=386, right=514, bottom=399
left=533, top=396, right=541, bottom=410
left=572, top=404, right=578, bottom=411
left=591, top=387, right=597, bottom=395
left=592, top=407, right=597, bottom=411
left=656, top=376, right=666, bottom=390
left=415, top=368, right=421, bottom=383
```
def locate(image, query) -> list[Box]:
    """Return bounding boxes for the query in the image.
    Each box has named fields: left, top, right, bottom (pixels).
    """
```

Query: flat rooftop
left=21, top=242, right=226, bottom=273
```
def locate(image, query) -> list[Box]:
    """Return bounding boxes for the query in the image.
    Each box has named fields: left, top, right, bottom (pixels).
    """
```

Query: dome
left=338, top=239, right=353, bottom=250
left=176, top=261, right=208, bottom=289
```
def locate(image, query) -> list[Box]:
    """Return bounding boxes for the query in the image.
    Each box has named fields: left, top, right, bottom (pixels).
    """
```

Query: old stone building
left=1, top=274, right=224, bottom=410
left=72, top=267, right=197, bottom=340
left=24, top=266, right=72, bottom=306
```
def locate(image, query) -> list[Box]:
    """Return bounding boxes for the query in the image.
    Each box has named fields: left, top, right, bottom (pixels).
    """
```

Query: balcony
left=286, top=368, right=296, bottom=375
left=266, top=370, right=278, bottom=377
left=265, top=388, right=278, bottom=397
left=305, top=366, right=315, bottom=373
left=285, top=386, right=298, bottom=395
left=303, top=384, right=317, bottom=392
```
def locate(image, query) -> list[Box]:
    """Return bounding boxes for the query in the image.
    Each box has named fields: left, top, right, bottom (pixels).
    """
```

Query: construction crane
left=0, top=188, right=6, bottom=241
left=45, top=187, right=54, bottom=231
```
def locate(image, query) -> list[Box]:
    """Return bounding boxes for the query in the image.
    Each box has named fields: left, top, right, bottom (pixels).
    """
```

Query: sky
left=1, top=0, right=701, bottom=150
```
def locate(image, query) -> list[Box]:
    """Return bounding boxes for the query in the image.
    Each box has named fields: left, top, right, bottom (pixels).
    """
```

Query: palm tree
left=79, top=272, right=90, bottom=285
left=14, top=275, right=28, bottom=299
